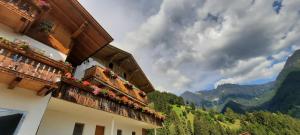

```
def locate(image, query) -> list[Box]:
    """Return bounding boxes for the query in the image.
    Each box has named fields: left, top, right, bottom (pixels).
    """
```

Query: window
left=132, top=131, right=136, bottom=135
left=108, top=63, right=114, bottom=69
left=123, top=73, right=127, bottom=79
left=72, top=123, right=84, bottom=135
left=0, top=108, right=26, bottom=135
left=117, top=129, right=122, bottom=135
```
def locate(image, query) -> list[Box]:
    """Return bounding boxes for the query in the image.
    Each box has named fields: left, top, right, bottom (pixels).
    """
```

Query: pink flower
left=91, top=85, right=101, bottom=95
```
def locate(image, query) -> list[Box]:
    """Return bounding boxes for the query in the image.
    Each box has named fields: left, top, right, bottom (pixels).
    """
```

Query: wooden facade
left=54, top=78, right=164, bottom=126
left=93, top=45, right=155, bottom=93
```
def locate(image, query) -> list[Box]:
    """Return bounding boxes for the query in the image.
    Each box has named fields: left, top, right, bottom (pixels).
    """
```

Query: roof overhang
left=48, top=0, right=113, bottom=65
left=93, top=45, right=155, bottom=93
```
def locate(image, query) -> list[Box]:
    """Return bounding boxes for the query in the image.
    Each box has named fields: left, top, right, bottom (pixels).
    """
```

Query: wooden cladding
left=54, top=82, right=163, bottom=126
left=83, top=66, right=148, bottom=104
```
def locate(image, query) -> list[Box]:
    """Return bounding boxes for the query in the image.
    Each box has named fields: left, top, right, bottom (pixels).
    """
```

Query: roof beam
left=71, top=21, right=89, bottom=39
left=8, top=77, right=23, bottom=89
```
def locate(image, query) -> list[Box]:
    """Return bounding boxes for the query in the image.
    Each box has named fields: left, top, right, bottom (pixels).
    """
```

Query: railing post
left=110, top=117, right=115, bottom=135
left=154, top=128, right=157, bottom=135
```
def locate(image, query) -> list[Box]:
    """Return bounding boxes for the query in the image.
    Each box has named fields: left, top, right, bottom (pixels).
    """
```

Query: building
left=0, top=0, right=165, bottom=135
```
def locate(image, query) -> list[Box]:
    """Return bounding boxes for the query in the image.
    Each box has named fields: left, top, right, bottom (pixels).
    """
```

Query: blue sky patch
left=273, top=0, right=283, bottom=14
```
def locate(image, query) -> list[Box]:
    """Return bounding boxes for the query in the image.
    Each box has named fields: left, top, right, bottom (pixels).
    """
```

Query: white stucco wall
left=0, top=83, right=51, bottom=135
left=37, top=109, right=112, bottom=135
left=37, top=109, right=143, bottom=135
left=0, top=23, right=67, bottom=61
left=36, top=98, right=155, bottom=135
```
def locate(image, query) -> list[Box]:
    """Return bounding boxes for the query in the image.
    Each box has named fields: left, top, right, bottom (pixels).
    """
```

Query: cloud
left=81, top=0, right=300, bottom=94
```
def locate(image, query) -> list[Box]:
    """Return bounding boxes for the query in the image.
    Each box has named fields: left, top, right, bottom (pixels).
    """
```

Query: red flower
left=82, top=81, right=91, bottom=86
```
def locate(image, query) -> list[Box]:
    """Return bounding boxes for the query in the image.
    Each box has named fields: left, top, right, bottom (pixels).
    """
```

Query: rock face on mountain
left=181, top=82, right=274, bottom=110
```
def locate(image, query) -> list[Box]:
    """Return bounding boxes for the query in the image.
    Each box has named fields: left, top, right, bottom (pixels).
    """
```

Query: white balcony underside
left=37, top=98, right=159, bottom=135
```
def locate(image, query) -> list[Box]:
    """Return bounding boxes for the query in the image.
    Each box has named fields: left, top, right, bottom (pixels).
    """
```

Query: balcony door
left=95, top=125, right=105, bottom=135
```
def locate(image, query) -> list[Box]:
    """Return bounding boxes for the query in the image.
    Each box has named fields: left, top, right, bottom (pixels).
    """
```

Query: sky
left=78, top=0, right=300, bottom=94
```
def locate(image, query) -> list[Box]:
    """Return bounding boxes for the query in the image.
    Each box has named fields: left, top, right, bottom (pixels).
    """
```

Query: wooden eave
left=93, top=45, right=155, bottom=93
left=47, top=0, right=113, bottom=65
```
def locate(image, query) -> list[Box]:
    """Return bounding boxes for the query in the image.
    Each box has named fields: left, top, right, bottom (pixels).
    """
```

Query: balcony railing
left=54, top=78, right=164, bottom=126
left=83, top=65, right=148, bottom=105
left=0, top=37, right=70, bottom=94
left=0, top=0, right=43, bottom=21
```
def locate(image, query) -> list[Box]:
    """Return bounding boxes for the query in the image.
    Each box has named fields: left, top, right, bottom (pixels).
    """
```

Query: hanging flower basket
left=103, top=68, right=117, bottom=79
left=124, top=81, right=133, bottom=89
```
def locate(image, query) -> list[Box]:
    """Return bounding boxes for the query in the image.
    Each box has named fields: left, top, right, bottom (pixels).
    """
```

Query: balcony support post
left=110, top=118, right=115, bottom=135
left=37, top=86, right=51, bottom=96
left=8, top=77, right=22, bottom=89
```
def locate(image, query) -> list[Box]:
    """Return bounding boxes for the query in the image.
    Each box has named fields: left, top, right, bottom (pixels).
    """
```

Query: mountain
left=181, top=82, right=274, bottom=110
left=146, top=91, right=300, bottom=135
left=222, top=50, right=300, bottom=118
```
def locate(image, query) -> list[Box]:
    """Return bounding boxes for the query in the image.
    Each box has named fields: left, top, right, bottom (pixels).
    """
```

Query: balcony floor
left=0, top=67, right=54, bottom=92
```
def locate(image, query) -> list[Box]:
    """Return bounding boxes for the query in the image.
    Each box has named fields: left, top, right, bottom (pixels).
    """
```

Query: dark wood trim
left=8, top=77, right=22, bottom=89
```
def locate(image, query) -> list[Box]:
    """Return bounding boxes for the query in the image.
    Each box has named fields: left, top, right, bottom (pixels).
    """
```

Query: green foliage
left=146, top=90, right=300, bottom=135
left=240, top=111, right=300, bottom=135
left=148, top=91, right=184, bottom=114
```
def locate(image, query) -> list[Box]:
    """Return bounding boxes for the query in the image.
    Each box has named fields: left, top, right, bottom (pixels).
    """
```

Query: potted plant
left=124, top=81, right=133, bottom=89
left=38, top=20, right=54, bottom=34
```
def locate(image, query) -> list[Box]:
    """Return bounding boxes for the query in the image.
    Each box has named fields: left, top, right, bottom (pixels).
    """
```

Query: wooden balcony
left=83, top=65, right=148, bottom=105
left=54, top=78, right=164, bottom=126
left=0, top=0, right=48, bottom=33
left=0, top=37, right=70, bottom=96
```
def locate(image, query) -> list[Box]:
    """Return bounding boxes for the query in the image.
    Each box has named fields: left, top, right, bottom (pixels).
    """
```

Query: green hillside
left=146, top=91, right=300, bottom=135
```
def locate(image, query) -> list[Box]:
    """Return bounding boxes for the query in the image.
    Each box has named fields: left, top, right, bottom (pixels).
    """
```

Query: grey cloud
left=83, top=0, right=300, bottom=94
